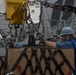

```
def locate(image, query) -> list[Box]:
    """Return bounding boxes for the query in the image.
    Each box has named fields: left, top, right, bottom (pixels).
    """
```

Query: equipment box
left=8, top=47, right=74, bottom=75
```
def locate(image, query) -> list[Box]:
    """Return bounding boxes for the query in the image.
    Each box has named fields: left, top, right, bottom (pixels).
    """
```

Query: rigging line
left=14, top=26, right=22, bottom=47
left=36, top=4, right=42, bottom=39
left=44, top=4, right=51, bottom=21
left=27, top=3, right=42, bottom=39
left=51, top=15, right=72, bottom=34
left=28, top=18, right=39, bottom=34
left=50, top=14, right=73, bottom=31
left=52, top=12, right=66, bottom=30
left=38, top=1, right=73, bottom=39
left=28, top=17, right=43, bottom=39
left=40, top=7, right=46, bottom=37
left=40, top=5, right=52, bottom=38
left=47, top=12, right=66, bottom=39
left=41, top=0, right=51, bottom=17
left=28, top=1, right=73, bottom=21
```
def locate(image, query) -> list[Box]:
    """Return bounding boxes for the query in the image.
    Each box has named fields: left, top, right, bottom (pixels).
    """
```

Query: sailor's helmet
left=5, top=35, right=12, bottom=44
left=60, top=27, right=74, bottom=36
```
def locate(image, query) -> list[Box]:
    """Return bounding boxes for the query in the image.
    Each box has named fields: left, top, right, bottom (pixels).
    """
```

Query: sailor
left=5, top=35, right=12, bottom=44
left=41, top=27, right=76, bottom=73
left=5, top=35, right=14, bottom=47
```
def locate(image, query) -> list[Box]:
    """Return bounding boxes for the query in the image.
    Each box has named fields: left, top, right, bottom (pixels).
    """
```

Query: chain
left=41, top=2, right=76, bottom=13
left=28, top=17, right=43, bottom=39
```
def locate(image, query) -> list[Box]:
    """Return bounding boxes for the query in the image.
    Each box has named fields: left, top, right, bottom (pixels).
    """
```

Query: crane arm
left=10, top=2, right=26, bottom=25
left=6, top=0, right=27, bottom=25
